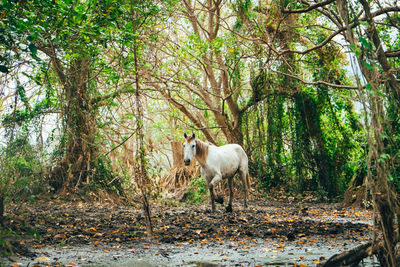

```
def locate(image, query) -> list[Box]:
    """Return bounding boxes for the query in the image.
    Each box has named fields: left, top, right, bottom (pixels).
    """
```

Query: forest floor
left=2, top=197, right=378, bottom=266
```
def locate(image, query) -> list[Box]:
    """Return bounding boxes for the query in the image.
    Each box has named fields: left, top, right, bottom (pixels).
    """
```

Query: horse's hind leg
left=226, top=176, right=233, bottom=212
left=208, top=184, right=216, bottom=212
left=239, top=169, right=248, bottom=209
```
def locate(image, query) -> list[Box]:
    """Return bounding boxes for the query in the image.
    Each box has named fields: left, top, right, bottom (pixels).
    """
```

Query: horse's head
left=183, top=132, right=196, bottom=166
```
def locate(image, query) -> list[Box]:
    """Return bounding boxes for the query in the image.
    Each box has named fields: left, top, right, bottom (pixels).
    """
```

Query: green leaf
left=359, top=37, right=370, bottom=49
left=380, top=153, right=390, bottom=160
left=362, top=60, right=373, bottom=70
left=0, top=65, right=9, bottom=73
left=29, top=43, right=37, bottom=56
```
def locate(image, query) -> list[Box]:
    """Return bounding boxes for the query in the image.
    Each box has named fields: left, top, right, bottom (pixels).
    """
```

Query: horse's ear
left=192, top=133, right=195, bottom=139
left=184, top=132, right=187, bottom=139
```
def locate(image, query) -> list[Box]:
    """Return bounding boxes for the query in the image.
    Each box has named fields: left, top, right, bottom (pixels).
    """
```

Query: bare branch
left=273, top=70, right=360, bottom=90
left=370, top=6, right=400, bottom=18
left=385, top=49, right=400, bottom=58
left=282, top=0, right=335, bottom=14
left=278, top=27, right=346, bottom=56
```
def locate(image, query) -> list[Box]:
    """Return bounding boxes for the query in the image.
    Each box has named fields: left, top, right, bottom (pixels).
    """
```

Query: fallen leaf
left=104, top=250, right=110, bottom=253
left=36, top=256, right=50, bottom=261
left=54, top=234, right=67, bottom=239
left=66, top=263, right=78, bottom=267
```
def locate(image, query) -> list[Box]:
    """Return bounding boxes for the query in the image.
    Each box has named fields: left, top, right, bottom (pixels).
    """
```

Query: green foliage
left=184, top=177, right=207, bottom=204
left=0, top=0, right=397, bottom=205
left=0, top=136, right=45, bottom=202
left=91, top=156, right=123, bottom=194
left=0, top=226, right=15, bottom=259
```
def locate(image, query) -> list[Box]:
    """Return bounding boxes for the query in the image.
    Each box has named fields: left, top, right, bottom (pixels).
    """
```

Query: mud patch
left=3, top=199, right=376, bottom=266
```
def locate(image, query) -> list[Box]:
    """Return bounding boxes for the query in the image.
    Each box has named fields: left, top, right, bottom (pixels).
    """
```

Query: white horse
left=183, top=133, right=249, bottom=212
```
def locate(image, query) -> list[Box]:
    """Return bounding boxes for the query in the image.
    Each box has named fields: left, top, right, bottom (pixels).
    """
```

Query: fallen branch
left=318, top=241, right=373, bottom=267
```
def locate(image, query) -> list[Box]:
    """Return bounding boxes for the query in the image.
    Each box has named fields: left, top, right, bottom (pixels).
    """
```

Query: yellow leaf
left=36, top=256, right=50, bottom=261
left=104, top=250, right=110, bottom=253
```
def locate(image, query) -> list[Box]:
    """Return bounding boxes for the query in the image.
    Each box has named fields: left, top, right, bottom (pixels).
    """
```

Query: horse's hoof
left=226, top=205, right=233, bottom=213
left=215, top=196, right=224, bottom=204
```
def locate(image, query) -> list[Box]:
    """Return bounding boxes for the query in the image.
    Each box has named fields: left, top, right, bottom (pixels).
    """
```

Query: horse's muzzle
left=184, top=159, right=191, bottom=166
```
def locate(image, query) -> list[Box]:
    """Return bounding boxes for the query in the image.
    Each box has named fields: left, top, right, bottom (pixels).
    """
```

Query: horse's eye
left=192, top=144, right=195, bottom=148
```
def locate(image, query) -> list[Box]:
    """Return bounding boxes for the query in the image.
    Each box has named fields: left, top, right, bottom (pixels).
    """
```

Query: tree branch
left=282, top=0, right=335, bottom=14
left=273, top=70, right=360, bottom=89
left=385, top=49, right=400, bottom=58
left=278, top=27, right=345, bottom=56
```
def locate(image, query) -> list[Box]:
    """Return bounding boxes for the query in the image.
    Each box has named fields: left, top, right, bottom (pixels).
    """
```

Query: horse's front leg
left=208, top=174, right=222, bottom=212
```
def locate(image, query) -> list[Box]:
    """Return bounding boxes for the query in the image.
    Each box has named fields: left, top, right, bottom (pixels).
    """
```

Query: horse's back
left=213, top=143, right=248, bottom=168
left=223, top=144, right=247, bottom=159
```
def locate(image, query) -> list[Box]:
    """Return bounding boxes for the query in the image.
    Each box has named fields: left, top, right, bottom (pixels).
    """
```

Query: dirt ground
left=2, top=198, right=376, bottom=266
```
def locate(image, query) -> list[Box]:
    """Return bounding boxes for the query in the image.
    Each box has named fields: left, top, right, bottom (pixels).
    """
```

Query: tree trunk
left=0, top=195, right=4, bottom=225
left=65, top=57, right=98, bottom=188
left=171, top=141, right=184, bottom=168
left=131, top=18, right=153, bottom=236
left=336, top=0, right=400, bottom=265
left=50, top=57, right=99, bottom=191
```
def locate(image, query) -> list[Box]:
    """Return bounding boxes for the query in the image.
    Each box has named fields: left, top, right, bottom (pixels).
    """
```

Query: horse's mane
left=195, top=138, right=209, bottom=166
